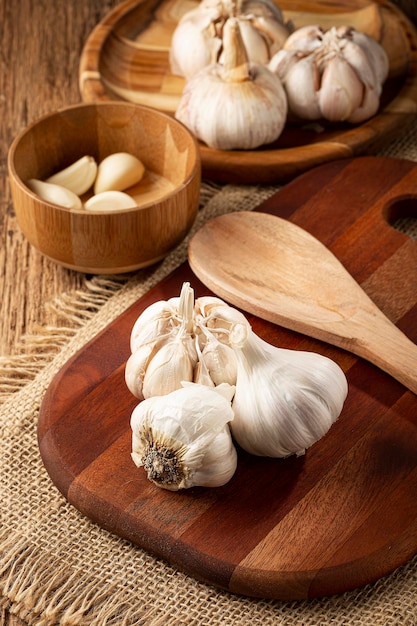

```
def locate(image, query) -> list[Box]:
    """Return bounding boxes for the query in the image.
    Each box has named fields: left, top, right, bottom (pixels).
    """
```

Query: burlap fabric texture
left=2, top=123, right=417, bottom=625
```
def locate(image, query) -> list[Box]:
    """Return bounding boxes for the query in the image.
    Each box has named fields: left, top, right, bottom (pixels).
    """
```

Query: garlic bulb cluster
left=175, top=17, right=287, bottom=150
left=130, top=382, right=237, bottom=490
left=125, top=282, right=246, bottom=399
left=27, top=152, right=145, bottom=211
left=170, top=0, right=291, bottom=80
left=268, top=24, right=389, bottom=123
left=127, top=282, right=349, bottom=489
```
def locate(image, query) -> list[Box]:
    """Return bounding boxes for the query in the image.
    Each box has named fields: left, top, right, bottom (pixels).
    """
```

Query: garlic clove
left=349, top=29, right=389, bottom=86
left=46, top=155, right=98, bottom=195
left=250, top=15, right=292, bottom=56
left=169, top=7, right=222, bottom=79
left=283, top=24, right=324, bottom=53
left=232, top=19, right=270, bottom=65
left=318, top=55, right=364, bottom=122
left=347, top=85, right=380, bottom=123
left=130, top=382, right=237, bottom=490
left=130, top=300, right=177, bottom=352
left=190, top=426, right=237, bottom=488
left=141, top=335, right=197, bottom=399
left=26, top=178, right=82, bottom=210
left=125, top=341, right=159, bottom=400
left=84, top=190, right=137, bottom=211
left=94, top=152, right=145, bottom=194
left=278, top=54, right=321, bottom=120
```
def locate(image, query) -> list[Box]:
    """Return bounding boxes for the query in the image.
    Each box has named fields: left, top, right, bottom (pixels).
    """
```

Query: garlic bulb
left=126, top=283, right=249, bottom=398
left=130, top=382, right=237, bottom=490
left=228, top=325, right=348, bottom=457
left=269, top=24, right=389, bottom=123
left=175, top=17, right=287, bottom=150
left=170, top=0, right=290, bottom=80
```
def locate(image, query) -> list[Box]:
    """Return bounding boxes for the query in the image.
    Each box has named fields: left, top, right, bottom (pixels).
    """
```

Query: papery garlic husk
left=229, top=328, right=348, bottom=457
left=169, top=0, right=290, bottom=80
left=269, top=24, right=389, bottom=123
left=130, top=382, right=237, bottom=490
left=175, top=17, right=287, bottom=150
left=196, top=324, right=238, bottom=386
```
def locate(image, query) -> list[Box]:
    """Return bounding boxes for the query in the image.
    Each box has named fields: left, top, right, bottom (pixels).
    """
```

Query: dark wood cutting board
left=38, top=156, right=417, bottom=600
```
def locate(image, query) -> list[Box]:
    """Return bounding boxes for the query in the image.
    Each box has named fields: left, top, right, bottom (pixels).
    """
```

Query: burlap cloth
left=2, top=123, right=417, bottom=625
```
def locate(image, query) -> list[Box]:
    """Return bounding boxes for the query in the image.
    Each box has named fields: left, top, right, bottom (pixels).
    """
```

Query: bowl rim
left=8, top=101, right=201, bottom=216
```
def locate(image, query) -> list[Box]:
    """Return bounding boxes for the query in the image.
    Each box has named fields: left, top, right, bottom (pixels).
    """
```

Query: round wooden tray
left=79, top=0, right=417, bottom=184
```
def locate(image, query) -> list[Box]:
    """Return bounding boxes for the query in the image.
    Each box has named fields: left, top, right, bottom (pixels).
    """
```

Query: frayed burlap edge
left=2, top=126, right=417, bottom=624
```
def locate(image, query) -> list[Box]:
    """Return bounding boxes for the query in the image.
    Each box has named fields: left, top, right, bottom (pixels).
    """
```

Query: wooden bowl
left=8, top=102, right=201, bottom=274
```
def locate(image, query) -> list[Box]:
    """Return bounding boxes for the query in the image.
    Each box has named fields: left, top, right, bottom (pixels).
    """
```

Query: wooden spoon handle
left=327, top=307, right=417, bottom=394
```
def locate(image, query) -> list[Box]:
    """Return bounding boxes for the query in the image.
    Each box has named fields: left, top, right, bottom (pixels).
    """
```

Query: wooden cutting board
left=38, top=156, right=417, bottom=600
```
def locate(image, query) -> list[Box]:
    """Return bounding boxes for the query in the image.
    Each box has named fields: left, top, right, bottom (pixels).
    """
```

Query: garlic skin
left=130, top=382, right=237, bottom=490
left=269, top=25, right=389, bottom=123
left=175, top=17, right=287, bottom=150
left=170, top=0, right=290, bottom=80
left=229, top=328, right=348, bottom=457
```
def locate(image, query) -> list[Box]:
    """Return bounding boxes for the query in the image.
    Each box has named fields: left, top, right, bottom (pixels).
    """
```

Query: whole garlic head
left=228, top=325, right=348, bottom=457
left=170, top=0, right=291, bottom=80
left=175, top=17, right=287, bottom=150
left=269, top=24, right=389, bottom=123
left=130, top=382, right=237, bottom=490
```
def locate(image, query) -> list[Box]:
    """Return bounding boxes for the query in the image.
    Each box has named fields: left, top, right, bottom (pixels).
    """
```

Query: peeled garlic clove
left=319, top=55, right=364, bottom=121
left=130, top=382, right=237, bottom=490
left=94, top=152, right=145, bottom=194
left=26, top=178, right=82, bottom=210
left=46, top=155, right=98, bottom=195
left=84, top=190, right=137, bottom=211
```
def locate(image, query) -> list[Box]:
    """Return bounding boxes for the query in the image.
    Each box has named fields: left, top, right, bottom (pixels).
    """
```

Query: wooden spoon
left=188, top=211, right=417, bottom=394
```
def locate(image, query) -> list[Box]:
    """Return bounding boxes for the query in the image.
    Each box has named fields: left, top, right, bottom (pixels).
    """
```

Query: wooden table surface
left=1, top=1, right=417, bottom=625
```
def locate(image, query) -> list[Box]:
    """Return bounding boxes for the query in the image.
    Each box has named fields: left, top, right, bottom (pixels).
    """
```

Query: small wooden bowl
left=8, top=102, right=201, bottom=274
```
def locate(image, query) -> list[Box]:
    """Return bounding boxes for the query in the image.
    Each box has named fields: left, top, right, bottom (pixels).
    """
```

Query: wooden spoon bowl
left=7, top=102, right=201, bottom=274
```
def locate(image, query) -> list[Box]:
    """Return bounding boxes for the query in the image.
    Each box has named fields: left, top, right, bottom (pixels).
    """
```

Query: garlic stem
left=221, top=17, right=251, bottom=82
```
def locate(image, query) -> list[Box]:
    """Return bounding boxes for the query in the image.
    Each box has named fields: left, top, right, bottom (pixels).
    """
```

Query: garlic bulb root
left=130, top=383, right=237, bottom=490
left=269, top=24, right=389, bottom=123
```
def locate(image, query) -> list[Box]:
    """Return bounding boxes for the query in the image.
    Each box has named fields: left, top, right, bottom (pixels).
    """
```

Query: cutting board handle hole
left=384, top=195, right=417, bottom=240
